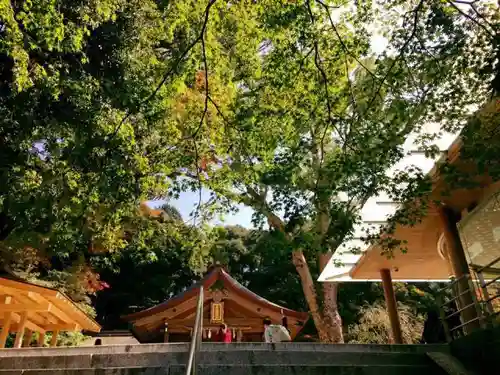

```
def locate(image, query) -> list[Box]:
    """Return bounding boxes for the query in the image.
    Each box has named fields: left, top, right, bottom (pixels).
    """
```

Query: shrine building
left=122, top=266, right=308, bottom=343
left=0, top=274, right=101, bottom=348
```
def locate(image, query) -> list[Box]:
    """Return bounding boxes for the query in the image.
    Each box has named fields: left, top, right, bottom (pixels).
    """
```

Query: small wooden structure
left=122, top=266, right=308, bottom=343
left=343, top=139, right=500, bottom=282
left=320, top=137, right=500, bottom=343
left=0, top=276, right=101, bottom=348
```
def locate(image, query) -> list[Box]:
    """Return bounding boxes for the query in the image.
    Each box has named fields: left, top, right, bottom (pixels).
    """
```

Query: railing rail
left=471, top=255, right=500, bottom=274
left=437, top=273, right=483, bottom=342
left=185, top=287, right=204, bottom=375
left=438, top=256, right=500, bottom=341
left=474, top=256, right=500, bottom=319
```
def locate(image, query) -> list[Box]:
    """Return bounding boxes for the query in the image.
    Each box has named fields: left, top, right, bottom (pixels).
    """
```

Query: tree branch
left=358, top=0, right=424, bottom=121
left=315, top=0, right=379, bottom=83
left=191, top=28, right=210, bottom=139
left=245, top=186, right=286, bottom=232
left=447, top=0, right=495, bottom=38
left=107, top=0, right=217, bottom=143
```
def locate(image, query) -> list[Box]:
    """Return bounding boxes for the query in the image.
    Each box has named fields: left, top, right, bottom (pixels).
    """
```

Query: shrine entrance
left=122, top=266, right=308, bottom=343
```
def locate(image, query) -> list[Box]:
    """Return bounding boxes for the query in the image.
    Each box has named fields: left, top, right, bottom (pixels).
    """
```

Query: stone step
left=0, top=364, right=448, bottom=375
left=0, top=350, right=438, bottom=369
left=0, top=343, right=450, bottom=357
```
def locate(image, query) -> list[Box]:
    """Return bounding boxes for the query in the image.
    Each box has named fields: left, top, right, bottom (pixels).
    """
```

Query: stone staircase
left=0, top=342, right=454, bottom=375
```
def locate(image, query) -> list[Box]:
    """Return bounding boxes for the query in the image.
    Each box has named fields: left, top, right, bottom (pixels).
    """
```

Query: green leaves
left=0, top=0, right=498, bottom=338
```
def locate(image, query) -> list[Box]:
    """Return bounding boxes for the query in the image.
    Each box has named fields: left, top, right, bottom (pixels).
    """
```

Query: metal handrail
left=437, top=273, right=486, bottom=341
left=437, top=274, right=469, bottom=292
left=185, top=287, right=204, bottom=375
left=441, top=288, right=473, bottom=305
left=471, top=255, right=500, bottom=274
left=474, top=257, right=500, bottom=319
left=482, top=274, right=500, bottom=288
left=438, top=258, right=500, bottom=341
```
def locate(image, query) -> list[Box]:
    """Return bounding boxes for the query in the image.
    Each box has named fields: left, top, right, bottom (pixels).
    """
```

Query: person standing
left=216, top=323, right=232, bottom=343
left=263, top=317, right=291, bottom=343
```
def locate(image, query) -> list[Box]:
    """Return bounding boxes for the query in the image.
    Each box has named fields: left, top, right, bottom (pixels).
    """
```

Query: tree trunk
left=322, top=282, right=344, bottom=343
left=242, top=192, right=344, bottom=343
left=292, top=250, right=343, bottom=343
left=319, top=252, right=343, bottom=343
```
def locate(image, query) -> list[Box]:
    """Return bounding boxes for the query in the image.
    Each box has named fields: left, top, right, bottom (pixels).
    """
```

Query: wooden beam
left=169, top=325, right=254, bottom=334
left=0, top=295, right=12, bottom=304
left=380, top=268, right=403, bottom=344
left=44, top=323, right=80, bottom=332
left=13, top=312, right=29, bottom=348
left=27, top=293, right=73, bottom=324
left=5, top=292, right=54, bottom=328
left=134, top=295, right=201, bottom=326
left=50, top=330, right=59, bottom=347
left=3, top=316, right=75, bottom=334
left=8, top=312, right=45, bottom=333
left=221, top=291, right=282, bottom=322
left=25, top=292, right=97, bottom=332
left=0, top=278, right=58, bottom=297
left=0, top=302, right=51, bottom=313
left=44, top=294, right=101, bottom=332
left=168, top=317, right=264, bottom=326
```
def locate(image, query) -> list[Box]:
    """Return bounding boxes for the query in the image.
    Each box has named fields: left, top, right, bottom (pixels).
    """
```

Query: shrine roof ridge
left=121, top=266, right=308, bottom=322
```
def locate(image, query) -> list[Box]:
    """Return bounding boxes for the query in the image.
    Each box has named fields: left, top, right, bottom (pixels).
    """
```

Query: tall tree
left=0, top=0, right=273, bottom=298
left=189, top=1, right=498, bottom=342
left=1, top=0, right=497, bottom=342
left=91, top=204, right=203, bottom=328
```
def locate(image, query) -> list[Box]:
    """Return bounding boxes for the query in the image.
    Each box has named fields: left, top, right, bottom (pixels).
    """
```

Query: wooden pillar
left=163, top=322, right=169, bottom=343
left=36, top=332, right=45, bottom=347
left=236, top=329, right=243, bottom=342
left=50, top=330, right=59, bottom=347
left=380, top=268, right=403, bottom=344
left=438, top=205, right=481, bottom=333
left=0, top=296, right=13, bottom=348
left=22, top=329, right=33, bottom=347
left=0, top=313, right=12, bottom=348
left=13, top=312, right=29, bottom=348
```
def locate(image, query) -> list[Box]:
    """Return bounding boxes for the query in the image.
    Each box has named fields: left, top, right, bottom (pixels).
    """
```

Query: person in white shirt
left=263, top=317, right=291, bottom=343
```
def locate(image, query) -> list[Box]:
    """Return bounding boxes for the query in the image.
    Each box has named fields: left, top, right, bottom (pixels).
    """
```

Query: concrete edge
left=0, top=363, right=437, bottom=372
left=0, top=343, right=450, bottom=357
left=426, top=352, right=477, bottom=375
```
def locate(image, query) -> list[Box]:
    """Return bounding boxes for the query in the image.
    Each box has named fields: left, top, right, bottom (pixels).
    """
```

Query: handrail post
left=467, top=276, right=486, bottom=329
left=186, top=287, right=204, bottom=375
left=436, top=293, right=452, bottom=343
left=477, top=270, right=495, bottom=318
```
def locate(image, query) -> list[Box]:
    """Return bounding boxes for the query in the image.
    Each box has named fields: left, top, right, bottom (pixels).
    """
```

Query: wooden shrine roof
left=123, top=266, right=308, bottom=322
left=0, top=275, right=101, bottom=333
left=122, top=266, right=308, bottom=341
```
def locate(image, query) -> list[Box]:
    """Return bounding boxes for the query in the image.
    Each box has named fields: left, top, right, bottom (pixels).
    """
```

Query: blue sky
left=148, top=188, right=256, bottom=228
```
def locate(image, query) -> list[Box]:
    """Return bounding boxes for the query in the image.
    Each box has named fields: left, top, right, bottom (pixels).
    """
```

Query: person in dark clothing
left=281, top=316, right=288, bottom=331
left=422, top=310, right=446, bottom=343
left=94, top=338, right=102, bottom=345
